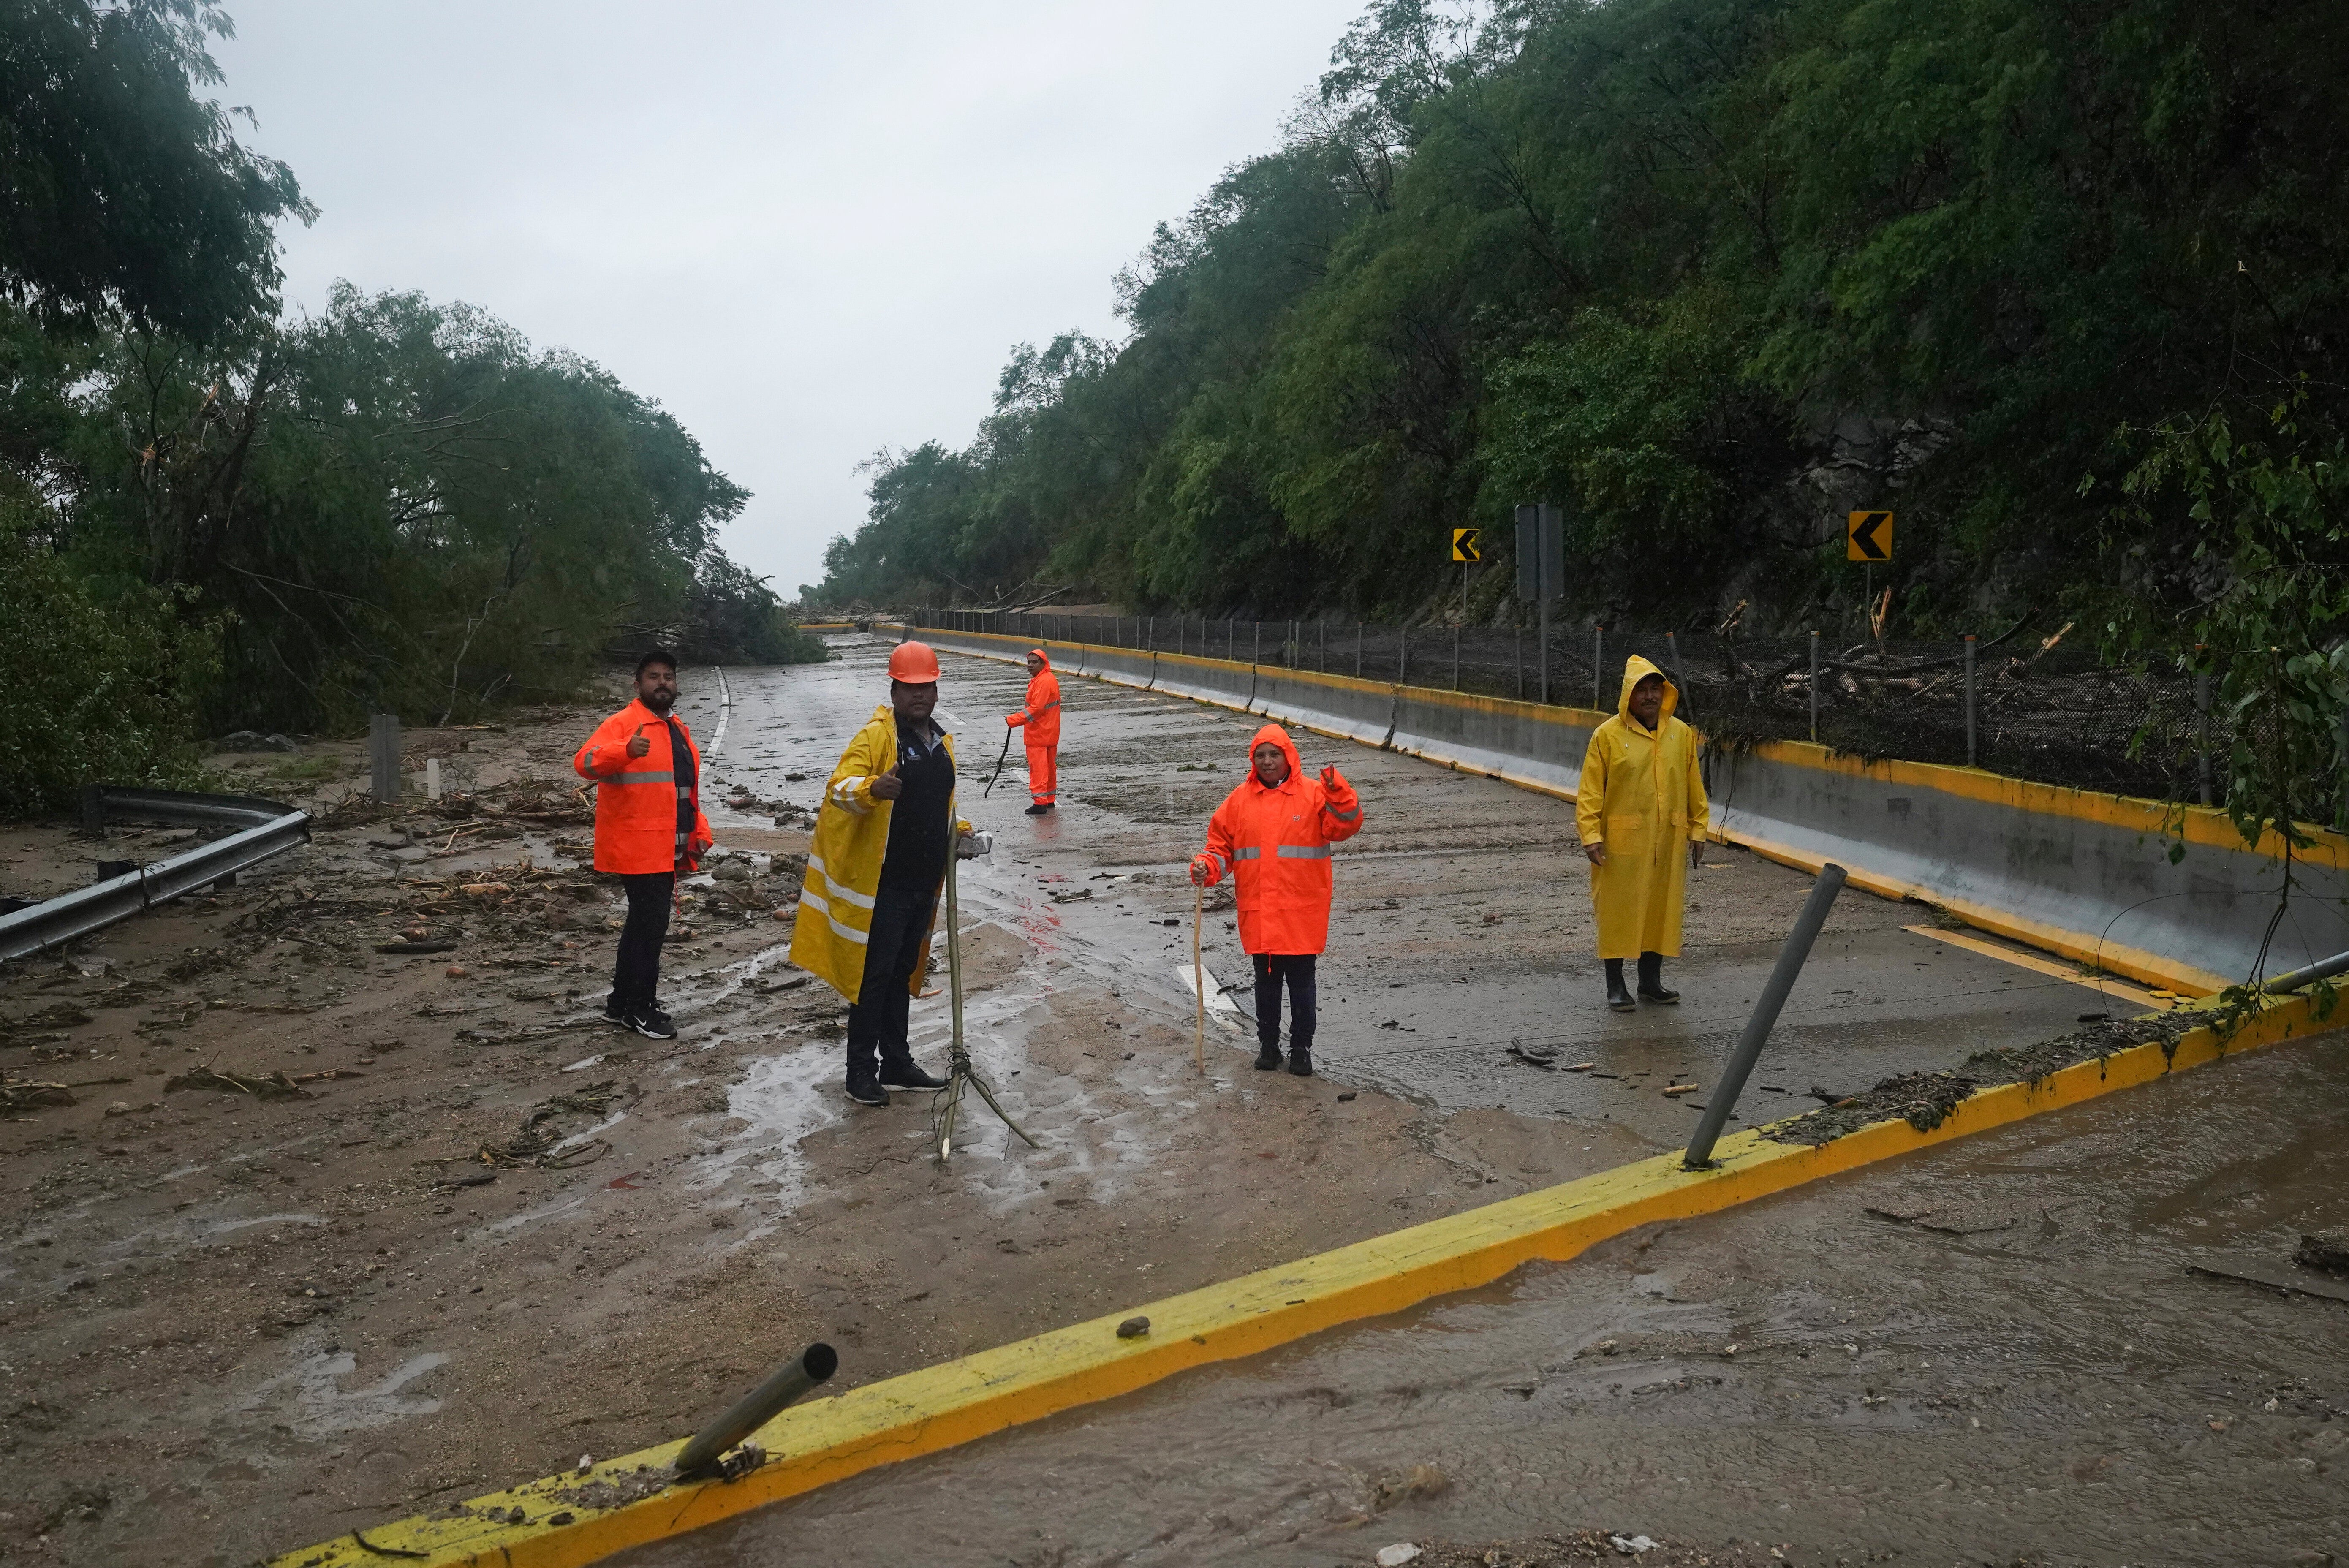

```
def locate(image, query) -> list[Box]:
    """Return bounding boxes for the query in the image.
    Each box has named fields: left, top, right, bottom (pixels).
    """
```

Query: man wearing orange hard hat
left=791, top=639, right=973, bottom=1107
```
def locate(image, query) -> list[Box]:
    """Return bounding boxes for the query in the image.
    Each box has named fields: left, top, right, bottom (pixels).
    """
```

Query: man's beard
left=641, top=689, right=675, bottom=715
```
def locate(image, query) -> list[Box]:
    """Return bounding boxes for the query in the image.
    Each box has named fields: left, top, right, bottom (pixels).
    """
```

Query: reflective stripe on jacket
left=1575, top=654, right=1708, bottom=959
left=1006, top=650, right=1062, bottom=745
left=791, top=702, right=971, bottom=1003
left=1196, top=723, right=1362, bottom=955
left=574, top=700, right=712, bottom=875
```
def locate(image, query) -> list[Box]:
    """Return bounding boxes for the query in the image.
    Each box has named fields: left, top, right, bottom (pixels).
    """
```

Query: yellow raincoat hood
left=1616, top=653, right=1679, bottom=732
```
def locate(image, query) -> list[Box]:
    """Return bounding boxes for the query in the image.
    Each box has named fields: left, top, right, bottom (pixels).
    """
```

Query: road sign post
left=1514, top=504, right=1563, bottom=702
left=1848, top=511, right=1892, bottom=644
left=1450, top=528, right=1479, bottom=692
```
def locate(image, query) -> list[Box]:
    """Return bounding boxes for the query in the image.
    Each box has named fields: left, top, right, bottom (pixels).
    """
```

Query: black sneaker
left=602, top=999, right=627, bottom=1026
left=1024, top=803, right=1054, bottom=815
left=878, top=1059, right=946, bottom=1090
left=844, top=1076, right=889, bottom=1107
left=1254, top=1042, right=1283, bottom=1071
left=1287, top=1046, right=1313, bottom=1078
left=623, top=1005, right=677, bottom=1040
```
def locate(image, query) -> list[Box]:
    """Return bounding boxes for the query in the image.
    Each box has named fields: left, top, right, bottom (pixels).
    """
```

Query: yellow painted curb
left=268, top=991, right=2343, bottom=1568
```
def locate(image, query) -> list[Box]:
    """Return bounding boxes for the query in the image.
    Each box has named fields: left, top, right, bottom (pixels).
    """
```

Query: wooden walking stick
left=1192, top=881, right=1206, bottom=1076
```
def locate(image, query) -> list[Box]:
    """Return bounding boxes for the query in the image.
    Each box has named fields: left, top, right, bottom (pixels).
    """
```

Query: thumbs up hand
left=869, top=762, right=905, bottom=801
left=625, top=723, right=652, bottom=759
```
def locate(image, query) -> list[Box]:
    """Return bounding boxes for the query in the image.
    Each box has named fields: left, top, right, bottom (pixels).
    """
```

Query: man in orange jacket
left=1004, top=648, right=1060, bottom=815
left=573, top=647, right=713, bottom=1040
left=1188, top=724, right=1363, bottom=1076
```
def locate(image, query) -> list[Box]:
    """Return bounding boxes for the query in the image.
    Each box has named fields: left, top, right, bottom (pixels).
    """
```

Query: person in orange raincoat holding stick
left=1187, top=724, right=1364, bottom=1077
left=1004, top=648, right=1061, bottom=815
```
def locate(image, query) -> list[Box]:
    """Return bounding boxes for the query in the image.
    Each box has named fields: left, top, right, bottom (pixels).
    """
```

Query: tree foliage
left=819, top=0, right=2349, bottom=637
left=0, top=0, right=312, bottom=339
left=0, top=3, right=805, bottom=818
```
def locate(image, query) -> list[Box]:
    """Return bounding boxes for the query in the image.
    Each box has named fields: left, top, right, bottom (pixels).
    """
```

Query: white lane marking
left=708, top=666, right=733, bottom=762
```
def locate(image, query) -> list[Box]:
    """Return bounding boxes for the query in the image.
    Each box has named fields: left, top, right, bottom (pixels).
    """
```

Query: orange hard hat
left=888, top=641, right=942, bottom=682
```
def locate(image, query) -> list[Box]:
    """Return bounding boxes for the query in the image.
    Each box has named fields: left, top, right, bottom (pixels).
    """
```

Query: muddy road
left=0, top=634, right=2180, bottom=1565
left=624, top=1023, right=2349, bottom=1568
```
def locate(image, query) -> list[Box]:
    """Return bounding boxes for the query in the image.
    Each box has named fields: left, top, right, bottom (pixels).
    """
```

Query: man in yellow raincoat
left=791, top=641, right=972, bottom=1106
left=1576, top=655, right=1708, bottom=1011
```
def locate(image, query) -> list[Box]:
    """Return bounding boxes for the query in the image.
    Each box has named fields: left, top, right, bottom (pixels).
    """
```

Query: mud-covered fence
left=908, top=608, right=2256, bottom=808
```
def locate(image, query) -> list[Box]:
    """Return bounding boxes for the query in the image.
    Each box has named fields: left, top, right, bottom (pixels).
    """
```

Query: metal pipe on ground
left=1683, top=862, right=1849, bottom=1170
left=2263, top=948, right=2349, bottom=995
left=673, top=1344, right=840, bottom=1476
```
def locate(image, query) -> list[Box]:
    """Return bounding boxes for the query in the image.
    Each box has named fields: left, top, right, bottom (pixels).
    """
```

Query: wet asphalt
left=586, top=639, right=2349, bottom=1566
left=619, top=1021, right=2349, bottom=1568
left=684, top=636, right=2121, bottom=1150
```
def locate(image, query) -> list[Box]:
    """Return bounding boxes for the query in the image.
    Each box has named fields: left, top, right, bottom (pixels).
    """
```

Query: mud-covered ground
left=0, top=636, right=2178, bottom=1566
left=627, top=1026, right=2349, bottom=1568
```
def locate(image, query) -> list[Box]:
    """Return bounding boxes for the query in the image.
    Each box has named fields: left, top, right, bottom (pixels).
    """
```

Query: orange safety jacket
left=1194, top=723, right=1363, bottom=955
left=1005, top=649, right=1062, bottom=745
left=573, top=700, right=714, bottom=875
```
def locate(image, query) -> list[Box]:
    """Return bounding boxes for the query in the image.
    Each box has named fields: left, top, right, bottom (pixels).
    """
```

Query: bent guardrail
left=0, top=787, right=311, bottom=962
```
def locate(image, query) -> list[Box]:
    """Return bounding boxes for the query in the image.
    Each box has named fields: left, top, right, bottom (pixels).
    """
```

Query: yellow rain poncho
left=790, top=702, right=969, bottom=1003
left=1575, top=655, right=1709, bottom=959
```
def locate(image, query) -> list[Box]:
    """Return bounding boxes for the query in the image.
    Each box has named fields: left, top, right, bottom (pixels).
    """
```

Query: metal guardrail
left=0, top=787, right=311, bottom=962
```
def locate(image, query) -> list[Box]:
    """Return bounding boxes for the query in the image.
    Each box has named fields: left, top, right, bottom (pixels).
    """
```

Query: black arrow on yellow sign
left=1846, top=510, right=1892, bottom=561
left=1452, top=527, right=1481, bottom=563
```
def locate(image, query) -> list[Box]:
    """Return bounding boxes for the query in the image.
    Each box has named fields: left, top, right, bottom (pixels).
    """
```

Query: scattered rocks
left=2296, top=1230, right=2349, bottom=1277
left=1115, top=1315, right=1150, bottom=1339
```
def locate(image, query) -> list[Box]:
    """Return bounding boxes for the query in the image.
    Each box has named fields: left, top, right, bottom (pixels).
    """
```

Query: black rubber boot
left=878, top=1056, right=946, bottom=1090
left=1637, top=951, right=1679, bottom=1004
left=1287, top=1045, right=1313, bottom=1077
left=1604, top=959, right=1637, bottom=1012
left=1254, top=1040, right=1284, bottom=1070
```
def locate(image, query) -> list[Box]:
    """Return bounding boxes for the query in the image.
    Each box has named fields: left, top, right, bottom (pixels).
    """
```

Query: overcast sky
left=210, top=0, right=1370, bottom=595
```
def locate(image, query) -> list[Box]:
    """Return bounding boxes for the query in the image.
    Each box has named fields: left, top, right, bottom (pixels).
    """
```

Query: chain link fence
left=911, top=607, right=2234, bottom=806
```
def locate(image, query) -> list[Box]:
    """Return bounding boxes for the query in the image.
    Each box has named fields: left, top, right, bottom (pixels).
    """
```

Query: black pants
left=1251, top=953, right=1317, bottom=1051
left=610, top=872, right=674, bottom=1011
left=847, top=883, right=938, bottom=1080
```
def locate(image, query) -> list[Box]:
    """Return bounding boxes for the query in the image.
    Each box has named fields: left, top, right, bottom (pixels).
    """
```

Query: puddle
left=241, top=1349, right=449, bottom=1437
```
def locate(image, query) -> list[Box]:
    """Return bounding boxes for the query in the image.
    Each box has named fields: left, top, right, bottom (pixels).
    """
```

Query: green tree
left=0, top=0, right=313, bottom=340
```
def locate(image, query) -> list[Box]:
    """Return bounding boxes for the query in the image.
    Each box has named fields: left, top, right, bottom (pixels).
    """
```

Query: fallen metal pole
left=673, top=1343, right=839, bottom=1476
left=2262, top=947, right=2349, bottom=995
left=1684, top=862, right=1848, bottom=1169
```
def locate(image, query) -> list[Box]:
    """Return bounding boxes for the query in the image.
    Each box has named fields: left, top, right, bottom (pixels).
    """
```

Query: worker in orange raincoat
left=573, top=647, right=714, bottom=1041
left=1188, top=724, right=1363, bottom=1076
left=1004, top=648, right=1061, bottom=815
left=1576, top=654, right=1708, bottom=1012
